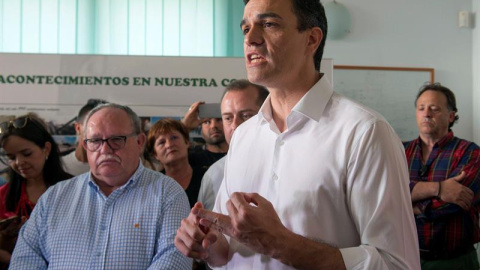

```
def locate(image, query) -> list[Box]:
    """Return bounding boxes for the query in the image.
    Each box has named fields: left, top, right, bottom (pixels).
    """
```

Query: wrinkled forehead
left=85, top=108, right=133, bottom=137
left=416, top=90, right=449, bottom=107
left=222, top=88, right=260, bottom=110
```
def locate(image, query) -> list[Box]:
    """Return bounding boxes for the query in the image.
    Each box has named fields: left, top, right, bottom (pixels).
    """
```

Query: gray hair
left=83, top=103, right=142, bottom=137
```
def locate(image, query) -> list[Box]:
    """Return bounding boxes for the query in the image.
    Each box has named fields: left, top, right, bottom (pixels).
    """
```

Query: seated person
left=9, top=103, right=192, bottom=269
left=147, top=119, right=206, bottom=207
left=0, top=114, right=71, bottom=266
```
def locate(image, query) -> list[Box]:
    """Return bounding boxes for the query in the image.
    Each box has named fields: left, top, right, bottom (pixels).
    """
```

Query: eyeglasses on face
left=0, top=116, right=30, bottom=134
left=83, top=133, right=137, bottom=152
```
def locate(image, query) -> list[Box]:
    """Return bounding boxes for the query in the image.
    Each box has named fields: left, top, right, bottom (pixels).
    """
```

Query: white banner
left=0, top=53, right=332, bottom=170
left=0, top=53, right=332, bottom=125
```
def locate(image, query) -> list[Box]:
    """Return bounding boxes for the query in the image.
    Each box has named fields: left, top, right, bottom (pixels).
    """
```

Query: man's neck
left=93, top=178, right=123, bottom=197
left=205, top=142, right=228, bottom=153
left=419, top=131, right=448, bottom=161
left=75, top=145, right=88, bottom=163
left=268, top=72, right=322, bottom=133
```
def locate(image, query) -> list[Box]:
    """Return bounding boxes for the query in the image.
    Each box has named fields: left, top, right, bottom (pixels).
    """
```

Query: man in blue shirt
left=10, top=103, right=192, bottom=269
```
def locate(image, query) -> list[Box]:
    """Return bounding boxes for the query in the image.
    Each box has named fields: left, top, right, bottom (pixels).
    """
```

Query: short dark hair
left=146, top=119, right=190, bottom=156
left=77, top=99, right=108, bottom=124
left=243, top=0, right=327, bottom=71
left=222, top=79, right=269, bottom=107
left=415, top=82, right=459, bottom=129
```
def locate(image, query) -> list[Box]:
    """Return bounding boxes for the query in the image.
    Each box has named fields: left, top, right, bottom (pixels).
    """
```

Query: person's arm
left=182, top=101, right=205, bottom=132
left=148, top=185, right=193, bottom=270
left=9, top=199, right=48, bottom=269
left=415, top=148, right=480, bottom=219
left=197, top=171, right=216, bottom=211
left=340, top=121, right=419, bottom=269
left=412, top=172, right=473, bottom=209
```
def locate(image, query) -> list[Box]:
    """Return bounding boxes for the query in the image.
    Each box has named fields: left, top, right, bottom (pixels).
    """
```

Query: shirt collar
left=436, top=131, right=454, bottom=148
left=88, top=159, right=145, bottom=193
left=256, top=73, right=333, bottom=124
left=415, top=131, right=454, bottom=149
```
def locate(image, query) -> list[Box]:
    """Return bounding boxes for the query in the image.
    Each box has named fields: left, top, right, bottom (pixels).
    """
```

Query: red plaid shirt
left=404, top=132, right=480, bottom=254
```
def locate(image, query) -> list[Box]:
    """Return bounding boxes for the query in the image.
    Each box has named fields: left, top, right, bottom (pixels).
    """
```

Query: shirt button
left=96, top=252, right=101, bottom=257
left=101, top=225, right=106, bottom=231
left=279, top=141, right=285, bottom=146
left=273, top=174, right=278, bottom=181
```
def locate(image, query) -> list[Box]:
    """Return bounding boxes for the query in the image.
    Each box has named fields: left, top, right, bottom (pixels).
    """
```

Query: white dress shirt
left=198, top=156, right=226, bottom=210
left=62, top=150, right=90, bottom=176
left=213, top=76, right=420, bottom=269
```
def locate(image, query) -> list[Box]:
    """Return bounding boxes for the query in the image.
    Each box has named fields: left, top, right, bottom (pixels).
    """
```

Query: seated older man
left=10, top=103, right=192, bottom=269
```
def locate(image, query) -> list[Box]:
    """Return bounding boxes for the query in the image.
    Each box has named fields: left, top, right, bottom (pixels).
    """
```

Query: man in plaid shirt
left=404, top=83, right=480, bottom=270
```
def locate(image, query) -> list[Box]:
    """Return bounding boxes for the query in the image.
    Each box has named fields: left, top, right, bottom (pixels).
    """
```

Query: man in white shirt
left=197, top=79, right=268, bottom=210
left=174, top=0, right=420, bottom=269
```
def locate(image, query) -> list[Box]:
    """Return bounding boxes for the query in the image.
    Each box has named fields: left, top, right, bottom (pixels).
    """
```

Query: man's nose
left=244, top=25, right=264, bottom=46
left=232, top=116, right=243, bottom=131
left=424, top=108, right=433, bottom=117
left=99, top=140, right=114, bottom=153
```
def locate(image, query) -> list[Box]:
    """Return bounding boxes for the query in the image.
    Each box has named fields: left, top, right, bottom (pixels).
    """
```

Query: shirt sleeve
left=339, top=121, right=420, bottom=270
left=417, top=146, right=480, bottom=220
left=9, top=192, right=48, bottom=269
left=198, top=171, right=216, bottom=211
left=147, top=182, right=193, bottom=270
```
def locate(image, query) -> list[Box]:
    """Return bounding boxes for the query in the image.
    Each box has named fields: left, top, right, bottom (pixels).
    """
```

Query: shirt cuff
left=339, top=246, right=367, bottom=269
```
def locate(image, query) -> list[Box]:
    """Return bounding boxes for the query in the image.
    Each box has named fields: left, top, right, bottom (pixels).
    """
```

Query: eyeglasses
left=83, top=133, right=137, bottom=152
left=0, top=116, right=29, bottom=134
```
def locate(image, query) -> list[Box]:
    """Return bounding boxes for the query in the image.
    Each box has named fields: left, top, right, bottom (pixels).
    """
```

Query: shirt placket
left=89, top=192, right=117, bottom=269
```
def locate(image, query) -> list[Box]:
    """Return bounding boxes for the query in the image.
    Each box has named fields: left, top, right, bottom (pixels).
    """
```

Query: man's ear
left=306, top=27, right=323, bottom=57
left=137, top=133, right=147, bottom=149
left=448, top=111, right=456, bottom=124
left=74, top=123, right=82, bottom=135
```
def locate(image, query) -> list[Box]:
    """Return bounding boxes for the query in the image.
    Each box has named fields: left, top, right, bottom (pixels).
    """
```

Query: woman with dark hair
left=147, top=118, right=206, bottom=208
left=0, top=114, right=71, bottom=265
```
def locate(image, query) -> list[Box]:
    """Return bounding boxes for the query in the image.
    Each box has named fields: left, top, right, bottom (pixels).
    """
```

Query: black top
left=185, top=166, right=207, bottom=207
left=161, top=166, right=207, bottom=208
left=188, top=149, right=226, bottom=170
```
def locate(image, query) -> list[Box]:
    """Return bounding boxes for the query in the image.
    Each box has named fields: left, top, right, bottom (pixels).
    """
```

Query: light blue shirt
left=10, top=162, right=192, bottom=269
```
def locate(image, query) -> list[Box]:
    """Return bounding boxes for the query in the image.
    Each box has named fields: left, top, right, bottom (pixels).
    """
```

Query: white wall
left=473, top=0, right=480, bottom=144
left=323, top=0, right=476, bottom=143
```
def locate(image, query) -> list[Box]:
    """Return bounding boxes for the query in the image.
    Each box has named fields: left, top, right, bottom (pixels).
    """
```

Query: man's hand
left=174, top=203, right=220, bottom=261
left=195, top=192, right=288, bottom=257
left=439, top=171, right=473, bottom=210
left=181, top=101, right=205, bottom=131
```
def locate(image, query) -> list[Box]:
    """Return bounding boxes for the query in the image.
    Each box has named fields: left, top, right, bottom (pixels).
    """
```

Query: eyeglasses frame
left=83, top=133, right=138, bottom=152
